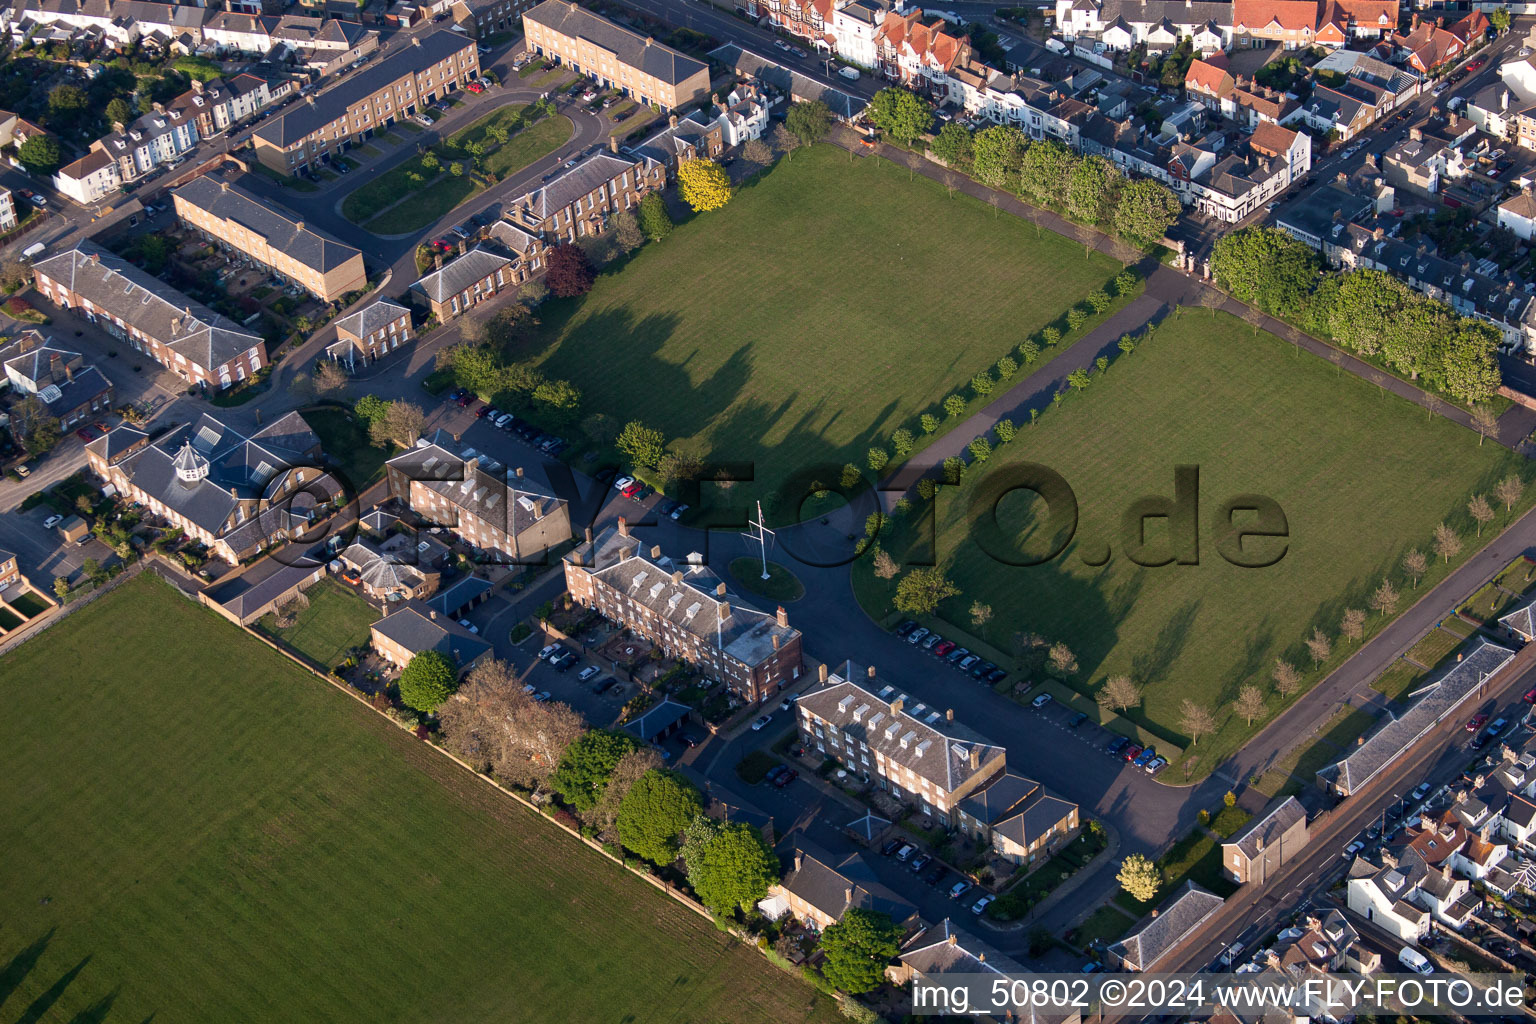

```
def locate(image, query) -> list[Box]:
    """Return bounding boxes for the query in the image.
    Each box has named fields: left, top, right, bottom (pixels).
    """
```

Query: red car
left=1467, top=59, right=1485, bottom=72
left=465, top=81, right=485, bottom=93
left=1467, top=712, right=1490, bottom=732
left=621, top=482, right=643, bottom=499
left=1122, top=744, right=1143, bottom=763
left=74, top=426, right=97, bottom=442
left=933, top=640, right=957, bottom=657
left=1524, top=688, right=1536, bottom=704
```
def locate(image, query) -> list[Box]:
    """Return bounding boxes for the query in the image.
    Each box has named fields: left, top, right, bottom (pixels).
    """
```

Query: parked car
left=577, top=665, right=601, bottom=681
left=592, top=676, right=617, bottom=694
left=895, top=620, right=919, bottom=637
left=764, top=764, right=789, bottom=785
left=907, top=627, right=930, bottom=645
left=933, top=640, right=956, bottom=657
left=458, top=618, right=479, bottom=634
left=774, top=39, right=792, bottom=51
left=971, top=894, right=995, bottom=915
left=75, top=426, right=97, bottom=442
left=921, top=633, right=943, bottom=651
left=772, top=767, right=798, bottom=788
left=882, top=838, right=903, bottom=856
left=1122, top=744, right=1144, bottom=763
left=621, top=481, right=643, bottom=499
left=1146, top=756, right=1167, bottom=774
left=751, top=714, right=773, bottom=731
left=1068, top=712, right=1088, bottom=728
left=553, top=651, right=579, bottom=671
left=1490, top=716, right=1509, bottom=734
left=894, top=843, right=916, bottom=862
left=612, top=475, right=635, bottom=492
left=656, top=498, right=678, bottom=516
left=1412, top=782, right=1432, bottom=801
left=538, top=643, right=560, bottom=660
left=1106, top=736, right=1130, bottom=757
left=1468, top=712, right=1490, bottom=732
left=985, top=668, right=1007, bottom=684
left=923, top=862, right=945, bottom=885
left=533, top=691, right=552, bottom=703
left=1031, top=693, right=1052, bottom=709
left=1133, top=747, right=1156, bottom=768
left=466, top=81, right=485, bottom=93
left=948, top=881, right=972, bottom=900
left=1343, top=840, right=1365, bottom=859
left=944, top=646, right=968, bottom=663
left=41, top=514, right=63, bottom=529
left=669, top=504, right=689, bottom=520
left=909, top=854, right=931, bottom=873
left=779, top=694, right=796, bottom=711
left=494, top=413, right=515, bottom=429
left=679, top=733, right=698, bottom=748
left=957, top=654, right=980, bottom=672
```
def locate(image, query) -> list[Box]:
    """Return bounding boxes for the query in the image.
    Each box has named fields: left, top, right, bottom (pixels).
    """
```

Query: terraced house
left=85, top=412, right=336, bottom=564
left=385, top=444, right=572, bottom=564
left=32, top=243, right=266, bottom=390
left=522, top=0, right=710, bottom=111
left=327, top=298, right=413, bottom=367
left=506, top=146, right=665, bottom=242
left=252, top=31, right=479, bottom=175
left=172, top=174, right=366, bottom=303
left=564, top=521, right=804, bottom=702
left=795, top=665, right=1006, bottom=826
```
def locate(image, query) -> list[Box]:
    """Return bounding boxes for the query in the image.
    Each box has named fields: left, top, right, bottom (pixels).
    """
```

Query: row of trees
left=435, top=304, right=584, bottom=425
left=866, top=93, right=1181, bottom=249
left=1210, top=228, right=1503, bottom=406
left=428, top=657, right=782, bottom=919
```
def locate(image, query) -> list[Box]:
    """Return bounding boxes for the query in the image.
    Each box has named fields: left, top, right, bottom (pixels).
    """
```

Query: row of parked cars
left=880, top=837, right=995, bottom=915
left=894, top=621, right=1008, bottom=685
left=443, top=388, right=572, bottom=457
left=1028, top=694, right=1167, bottom=774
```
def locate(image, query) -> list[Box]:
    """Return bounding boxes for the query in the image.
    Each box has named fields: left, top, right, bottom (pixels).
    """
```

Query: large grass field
left=858, top=309, right=1529, bottom=777
left=530, top=144, right=1122, bottom=512
left=0, top=575, right=837, bottom=1024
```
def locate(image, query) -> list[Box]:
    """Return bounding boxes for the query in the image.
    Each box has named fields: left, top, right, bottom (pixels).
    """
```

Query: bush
left=996, top=354, right=1018, bottom=379
left=891, top=428, right=914, bottom=456
left=867, top=447, right=888, bottom=471
left=994, top=418, right=1016, bottom=443
left=920, top=413, right=939, bottom=434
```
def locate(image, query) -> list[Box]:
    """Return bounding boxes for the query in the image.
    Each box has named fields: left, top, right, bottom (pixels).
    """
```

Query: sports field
left=0, top=575, right=836, bottom=1024
left=858, top=309, right=1528, bottom=774
left=532, top=144, right=1122, bottom=507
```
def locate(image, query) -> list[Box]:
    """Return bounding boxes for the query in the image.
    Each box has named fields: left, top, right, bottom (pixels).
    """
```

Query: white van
left=1398, top=946, right=1433, bottom=974
left=21, top=242, right=45, bottom=261
left=838, top=66, right=860, bottom=81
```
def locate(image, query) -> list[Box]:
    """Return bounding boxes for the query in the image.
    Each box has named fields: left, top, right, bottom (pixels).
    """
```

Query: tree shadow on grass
left=14, top=955, right=90, bottom=1024
left=0, top=930, right=53, bottom=1017
left=63, top=988, right=119, bottom=1024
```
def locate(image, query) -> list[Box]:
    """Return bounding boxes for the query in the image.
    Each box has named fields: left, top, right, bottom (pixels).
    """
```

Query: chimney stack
left=843, top=886, right=854, bottom=906
left=947, top=933, right=958, bottom=946
left=867, top=665, right=876, bottom=679
left=430, top=609, right=437, bottom=619
left=617, top=516, right=629, bottom=537
left=946, top=708, right=953, bottom=721
left=716, top=582, right=727, bottom=597
left=515, top=466, right=524, bottom=478
left=669, top=113, right=678, bottom=129
left=671, top=570, right=683, bottom=583
left=794, top=850, right=803, bottom=872
left=772, top=634, right=780, bottom=650
left=818, top=663, right=828, bottom=682
left=719, top=602, right=730, bottom=620
left=889, top=697, right=903, bottom=716
left=969, top=747, right=979, bottom=770
left=584, top=526, right=593, bottom=544
left=776, top=605, right=788, bottom=628
left=650, top=545, right=662, bottom=558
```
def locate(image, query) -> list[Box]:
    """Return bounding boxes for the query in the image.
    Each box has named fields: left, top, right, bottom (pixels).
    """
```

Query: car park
left=751, top=714, right=773, bottom=731
left=1031, top=694, right=1052, bottom=709
left=907, top=627, right=930, bottom=645
left=578, top=665, right=601, bottom=681
left=41, top=514, right=63, bottom=530
left=971, top=894, right=995, bottom=915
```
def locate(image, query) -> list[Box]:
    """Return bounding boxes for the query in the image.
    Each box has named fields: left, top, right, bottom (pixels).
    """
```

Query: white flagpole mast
left=744, top=500, right=775, bottom=580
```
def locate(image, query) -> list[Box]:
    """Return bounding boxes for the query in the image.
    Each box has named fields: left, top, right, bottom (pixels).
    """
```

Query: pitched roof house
left=763, top=843, right=920, bottom=931
left=1107, top=882, right=1226, bottom=972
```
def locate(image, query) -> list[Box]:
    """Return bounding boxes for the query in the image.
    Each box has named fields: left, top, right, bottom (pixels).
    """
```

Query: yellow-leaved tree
left=676, top=157, right=732, bottom=213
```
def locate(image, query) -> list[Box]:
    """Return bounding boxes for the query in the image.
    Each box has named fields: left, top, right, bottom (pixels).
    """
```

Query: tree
left=656, top=440, right=705, bottom=487
left=533, top=378, right=581, bottom=420
left=1180, top=699, right=1216, bottom=745
left=449, top=161, right=464, bottom=177
left=611, top=210, right=644, bottom=253
left=1341, top=607, right=1367, bottom=643
left=970, top=370, right=995, bottom=397
left=48, top=83, right=87, bottom=118
left=1328, top=269, right=1406, bottom=357
left=314, top=359, right=349, bottom=393
left=1305, top=627, right=1331, bottom=666
left=867, top=447, right=888, bottom=472
left=617, top=769, right=703, bottom=863
left=970, top=601, right=993, bottom=632
left=1018, top=138, right=1077, bottom=207
left=1117, top=853, right=1161, bottom=903
left=1067, top=368, right=1091, bottom=391
left=354, top=394, right=389, bottom=426
left=1272, top=659, right=1302, bottom=697
left=1114, top=178, right=1180, bottom=247
left=1370, top=578, right=1400, bottom=617
left=545, top=243, right=594, bottom=298
left=891, top=428, right=914, bottom=456
left=742, top=137, right=773, bottom=167
left=1210, top=227, right=1321, bottom=320
left=893, top=567, right=958, bottom=615
left=873, top=548, right=899, bottom=579
left=677, top=158, right=732, bottom=213
left=17, top=135, right=61, bottom=175
left=968, top=436, right=992, bottom=462
left=994, top=418, right=1016, bottom=443
left=867, top=87, right=932, bottom=144
left=105, top=97, right=133, bottom=127
left=637, top=193, right=673, bottom=241
left=1496, top=475, right=1524, bottom=516
left=1492, top=5, right=1512, bottom=33
left=13, top=396, right=59, bottom=456
left=439, top=659, right=585, bottom=790
left=1437, top=322, right=1502, bottom=405
left=550, top=730, right=643, bottom=812
left=616, top=420, right=666, bottom=469
left=929, top=121, right=974, bottom=170
left=770, top=124, right=801, bottom=161
left=53, top=576, right=69, bottom=600
left=1066, top=154, right=1121, bottom=224
left=819, top=908, right=902, bottom=995
left=1470, top=493, right=1495, bottom=537
left=920, top=413, right=939, bottom=434
left=1471, top=405, right=1499, bottom=446
left=1234, top=684, right=1266, bottom=725
left=1097, top=674, right=1142, bottom=713
left=398, top=650, right=457, bottom=713
left=368, top=400, right=424, bottom=449
left=785, top=99, right=833, bottom=147
left=1400, top=549, right=1427, bottom=590
left=1047, top=642, right=1078, bottom=678
left=1433, top=522, right=1462, bottom=564
left=971, top=124, right=1026, bottom=189
left=942, top=394, right=966, bottom=418
left=682, top=816, right=779, bottom=915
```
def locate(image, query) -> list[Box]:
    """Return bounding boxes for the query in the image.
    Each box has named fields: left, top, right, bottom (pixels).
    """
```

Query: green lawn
left=1405, top=627, right=1462, bottom=668
left=0, top=576, right=837, bottom=1024
left=7, top=591, right=49, bottom=618
left=729, top=558, right=805, bottom=602
left=1372, top=659, right=1430, bottom=703
left=1115, top=829, right=1237, bottom=916
left=482, top=113, right=571, bottom=180
left=1460, top=579, right=1517, bottom=623
left=1073, top=904, right=1137, bottom=951
left=855, top=308, right=1528, bottom=775
left=532, top=144, right=1120, bottom=514
left=303, top=406, right=393, bottom=490
left=256, top=578, right=378, bottom=667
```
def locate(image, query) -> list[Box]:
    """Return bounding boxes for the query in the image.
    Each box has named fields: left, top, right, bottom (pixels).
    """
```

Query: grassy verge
left=728, top=558, right=805, bottom=602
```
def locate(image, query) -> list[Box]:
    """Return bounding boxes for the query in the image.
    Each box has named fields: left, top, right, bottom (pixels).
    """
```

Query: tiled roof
left=524, top=0, right=707, bottom=85
left=797, top=669, right=1004, bottom=796
left=899, top=919, right=1026, bottom=977
left=1184, top=55, right=1233, bottom=96
left=1109, top=882, right=1225, bottom=972
left=993, top=794, right=1077, bottom=849
left=707, top=44, right=867, bottom=120
left=385, top=443, right=565, bottom=546
left=1233, top=0, right=1320, bottom=31
left=515, top=152, right=638, bottom=223
left=32, top=242, right=262, bottom=374
left=1320, top=639, right=1516, bottom=793
left=174, top=174, right=362, bottom=275
left=411, top=247, right=511, bottom=302
left=204, top=550, right=326, bottom=619
left=254, top=31, right=474, bottom=147
left=778, top=843, right=918, bottom=925
left=1250, top=120, right=1301, bottom=158
left=1501, top=194, right=1536, bottom=222
left=372, top=605, right=491, bottom=666
left=1226, top=796, right=1307, bottom=860
left=333, top=298, right=409, bottom=340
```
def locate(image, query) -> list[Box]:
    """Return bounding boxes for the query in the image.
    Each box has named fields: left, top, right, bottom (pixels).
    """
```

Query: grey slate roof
left=845, top=810, right=891, bottom=841
left=333, top=298, right=409, bottom=340
left=1499, top=595, right=1536, bottom=638
left=372, top=605, right=491, bottom=666
left=385, top=443, right=565, bottom=545
left=515, top=153, right=638, bottom=223
left=958, top=770, right=1041, bottom=825
left=994, top=793, right=1078, bottom=849
left=411, top=247, right=511, bottom=302
left=622, top=698, right=691, bottom=741
left=32, top=242, right=262, bottom=374
left=797, top=668, right=1004, bottom=796
left=427, top=575, right=492, bottom=616
left=173, top=174, right=362, bottom=274
left=899, top=918, right=1027, bottom=977
left=1320, top=639, right=1517, bottom=793
left=524, top=0, right=707, bottom=86
left=707, top=43, right=867, bottom=120
left=1108, top=882, right=1225, bottom=972
left=1275, top=183, right=1375, bottom=244
left=779, top=843, right=919, bottom=926
left=1227, top=796, right=1307, bottom=860
left=254, top=30, right=474, bottom=147
left=204, top=550, right=326, bottom=619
